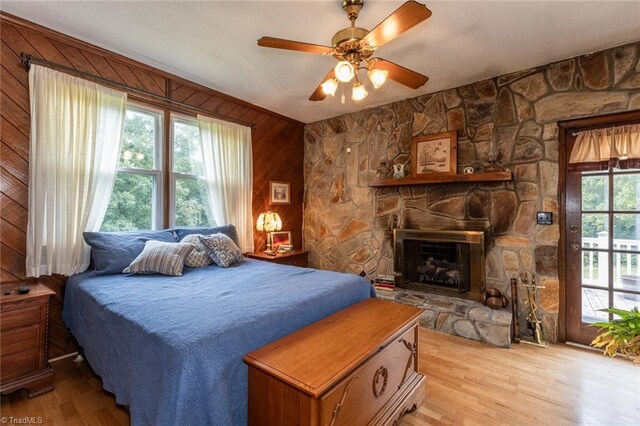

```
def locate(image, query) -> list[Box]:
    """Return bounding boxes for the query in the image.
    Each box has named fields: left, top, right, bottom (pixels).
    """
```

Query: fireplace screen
left=393, top=229, right=485, bottom=299
left=402, top=240, right=470, bottom=293
left=412, top=241, right=469, bottom=288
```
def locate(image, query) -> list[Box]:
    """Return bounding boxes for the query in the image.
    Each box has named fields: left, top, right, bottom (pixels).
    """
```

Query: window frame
left=169, top=113, right=211, bottom=228
left=109, top=102, right=164, bottom=230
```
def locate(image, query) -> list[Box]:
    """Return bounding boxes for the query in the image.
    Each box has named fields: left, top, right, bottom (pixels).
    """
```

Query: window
left=101, top=105, right=213, bottom=232
left=101, top=105, right=163, bottom=231
left=171, top=116, right=213, bottom=227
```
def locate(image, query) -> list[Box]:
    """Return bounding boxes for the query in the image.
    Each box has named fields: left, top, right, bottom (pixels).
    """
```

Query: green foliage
left=101, top=173, right=153, bottom=231
left=581, top=173, right=640, bottom=240
left=101, top=110, right=212, bottom=232
left=119, top=110, right=155, bottom=170
left=174, top=178, right=211, bottom=227
left=591, top=307, right=640, bottom=363
left=173, top=120, right=204, bottom=176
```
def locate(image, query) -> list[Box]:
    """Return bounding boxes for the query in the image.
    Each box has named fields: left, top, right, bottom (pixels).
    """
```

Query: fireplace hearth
left=393, top=229, right=485, bottom=300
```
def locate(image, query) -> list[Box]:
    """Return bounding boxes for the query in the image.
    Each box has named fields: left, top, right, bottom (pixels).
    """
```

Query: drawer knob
left=372, top=366, right=388, bottom=398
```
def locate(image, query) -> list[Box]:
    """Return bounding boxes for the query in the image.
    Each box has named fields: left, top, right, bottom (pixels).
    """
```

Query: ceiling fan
left=257, top=0, right=432, bottom=102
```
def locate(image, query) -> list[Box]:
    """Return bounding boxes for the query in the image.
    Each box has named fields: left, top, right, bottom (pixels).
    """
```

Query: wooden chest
left=244, top=299, right=425, bottom=425
left=0, top=283, right=55, bottom=398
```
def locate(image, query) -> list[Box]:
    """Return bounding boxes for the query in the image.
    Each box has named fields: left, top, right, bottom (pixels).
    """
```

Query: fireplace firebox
left=393, top=229, right=485, bottom=300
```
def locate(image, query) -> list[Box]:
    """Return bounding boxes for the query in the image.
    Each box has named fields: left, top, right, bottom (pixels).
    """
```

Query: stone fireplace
left=393, top=229, right=485, bottom=300
left=303, top=40, right=640, bottom=345
left=384, top=228, right=513, bottom=348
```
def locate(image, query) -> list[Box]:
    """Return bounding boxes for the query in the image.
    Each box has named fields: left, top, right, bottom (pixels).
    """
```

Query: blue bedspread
left=63, top=259, right=375, bottom=425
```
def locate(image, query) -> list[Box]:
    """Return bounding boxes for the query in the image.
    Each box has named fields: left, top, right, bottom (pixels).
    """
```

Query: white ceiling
left=2, top=1, right=640, bottom=123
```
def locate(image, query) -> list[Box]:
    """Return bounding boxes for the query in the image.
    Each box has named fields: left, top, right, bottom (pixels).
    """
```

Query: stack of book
left=276, top=245, right=294, bottom=254
left=373, top=275, right=395, bottom=292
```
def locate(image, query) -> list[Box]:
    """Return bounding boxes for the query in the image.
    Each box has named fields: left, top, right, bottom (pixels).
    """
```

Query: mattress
left=63, top=258, right=375, bottom=425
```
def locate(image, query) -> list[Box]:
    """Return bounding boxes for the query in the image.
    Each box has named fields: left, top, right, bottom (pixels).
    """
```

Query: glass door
left=566, top=168, right=640, bottom=344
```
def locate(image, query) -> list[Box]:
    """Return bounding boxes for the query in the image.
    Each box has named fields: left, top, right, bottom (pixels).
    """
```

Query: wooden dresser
left=246, top=250, right=309, bottom=267
left=244, top=299, right=425, bottom=426
left=0, top=283, right=55, bottom=398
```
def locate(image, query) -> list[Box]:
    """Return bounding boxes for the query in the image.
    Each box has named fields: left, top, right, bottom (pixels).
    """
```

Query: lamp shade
left=256, top=211, right=282, bottom=232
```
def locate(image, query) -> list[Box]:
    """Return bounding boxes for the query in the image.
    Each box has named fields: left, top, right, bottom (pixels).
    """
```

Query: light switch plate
left=537, top=211, right=553, bottom=225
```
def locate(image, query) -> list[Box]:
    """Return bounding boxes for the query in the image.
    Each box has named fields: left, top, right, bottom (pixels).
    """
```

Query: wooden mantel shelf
left=368, top=171, right=513, bottom=187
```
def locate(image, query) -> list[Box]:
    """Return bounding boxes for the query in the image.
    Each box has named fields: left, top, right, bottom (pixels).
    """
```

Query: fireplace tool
left=519, top=272, right=549, bottom=348
left=510, top=278, right=520, bottom=343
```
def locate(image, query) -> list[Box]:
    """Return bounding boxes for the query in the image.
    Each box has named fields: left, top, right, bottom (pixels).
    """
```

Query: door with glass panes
left=566, top=145, right=640, bottom=345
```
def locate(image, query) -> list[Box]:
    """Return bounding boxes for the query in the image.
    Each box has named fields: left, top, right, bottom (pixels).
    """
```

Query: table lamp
left=256, top=211, right=282, bottom=254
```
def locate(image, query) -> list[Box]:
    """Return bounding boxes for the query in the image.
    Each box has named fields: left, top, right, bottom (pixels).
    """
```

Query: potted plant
left=590, top=307, right=640, bottom=364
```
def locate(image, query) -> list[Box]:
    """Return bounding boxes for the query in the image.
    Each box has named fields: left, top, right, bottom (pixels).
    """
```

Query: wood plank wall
left=0, top=12, right=305, bottom=358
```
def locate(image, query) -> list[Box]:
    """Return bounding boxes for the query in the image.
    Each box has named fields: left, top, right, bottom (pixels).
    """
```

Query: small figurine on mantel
left=484, top=154, right=504, bottom=173
left=392, top=162, right=407, bottom=179
left=377, top=161, right=391, bottom=179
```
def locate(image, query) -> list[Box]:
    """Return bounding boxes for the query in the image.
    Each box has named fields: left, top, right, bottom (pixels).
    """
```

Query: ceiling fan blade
left=374, top=58, right=428, bottom=89
left=309, top=69, right=336, bottom=101
left=257, top=36, right=334, bottom=55
left=362, top=1, right=432, bottom=49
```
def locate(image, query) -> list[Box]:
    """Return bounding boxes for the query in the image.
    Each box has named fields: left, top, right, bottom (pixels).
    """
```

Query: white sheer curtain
left=569, top=124, right=640, bottom=171
left=27, top=65, right=127, bottom=277
left=198, top=115, right=254, bottom=253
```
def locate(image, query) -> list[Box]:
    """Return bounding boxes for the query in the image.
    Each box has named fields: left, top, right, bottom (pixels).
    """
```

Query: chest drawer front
left=1, top=348, right=40, bottom=381
left=319, top=324, right=418, bottom=426
left=0, top=305, right=40, bottom=331
left=0, top=325, right=40, bottom=356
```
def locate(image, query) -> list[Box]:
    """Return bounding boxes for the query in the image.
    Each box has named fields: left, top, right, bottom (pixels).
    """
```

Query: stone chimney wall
left=303, top=41, right=640, bottom=342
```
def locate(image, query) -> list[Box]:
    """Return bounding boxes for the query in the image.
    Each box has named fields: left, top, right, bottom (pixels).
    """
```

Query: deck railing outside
left=581, top=231, right=640, bottom=321
left=582, top=232, right=640, bottom=285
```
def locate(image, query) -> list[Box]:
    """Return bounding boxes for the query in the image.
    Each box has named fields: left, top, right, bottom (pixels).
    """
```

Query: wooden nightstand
left=246, top=250, right=309, bottom=267
left=1, top=282, right=55, bottom=398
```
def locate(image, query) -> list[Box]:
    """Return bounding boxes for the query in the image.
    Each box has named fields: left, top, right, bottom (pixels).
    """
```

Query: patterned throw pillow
left=123, top=240, right=194, bottom=276
left=199, top=233, right=244, bottom=268
left=180, top=234, right=214, bottom=268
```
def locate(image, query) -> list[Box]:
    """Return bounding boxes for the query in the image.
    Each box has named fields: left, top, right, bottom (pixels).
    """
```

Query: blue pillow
left=173, top=225, right=240, bottom=248
left=84, top=230, right=177, bottom=275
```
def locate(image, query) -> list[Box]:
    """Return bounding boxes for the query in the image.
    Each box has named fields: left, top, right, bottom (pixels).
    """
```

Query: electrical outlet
left=537, top=211, right=553, bottom=225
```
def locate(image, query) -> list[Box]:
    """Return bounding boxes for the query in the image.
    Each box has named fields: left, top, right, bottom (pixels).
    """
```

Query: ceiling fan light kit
left=258, top=0, right=431, bottom=103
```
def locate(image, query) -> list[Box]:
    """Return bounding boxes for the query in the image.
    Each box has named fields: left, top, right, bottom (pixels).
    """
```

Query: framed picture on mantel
left=411, top=130, right=457, bottom=177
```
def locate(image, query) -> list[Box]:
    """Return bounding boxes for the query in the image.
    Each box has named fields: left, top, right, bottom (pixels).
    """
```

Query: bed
left=63, top=258, right=374, bottom=425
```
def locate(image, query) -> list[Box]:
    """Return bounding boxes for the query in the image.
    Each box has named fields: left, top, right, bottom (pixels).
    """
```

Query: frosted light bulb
left=334, top=61, right=355, bottom=83
left=321, top=78, right=338, bottom=96
left=351, top=82, right=368, bottom=101
left=368, top=68, right=388, bottom=89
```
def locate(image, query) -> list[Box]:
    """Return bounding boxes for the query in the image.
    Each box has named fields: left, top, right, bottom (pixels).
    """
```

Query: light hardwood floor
left=1, top=328, right=638, bottom=425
